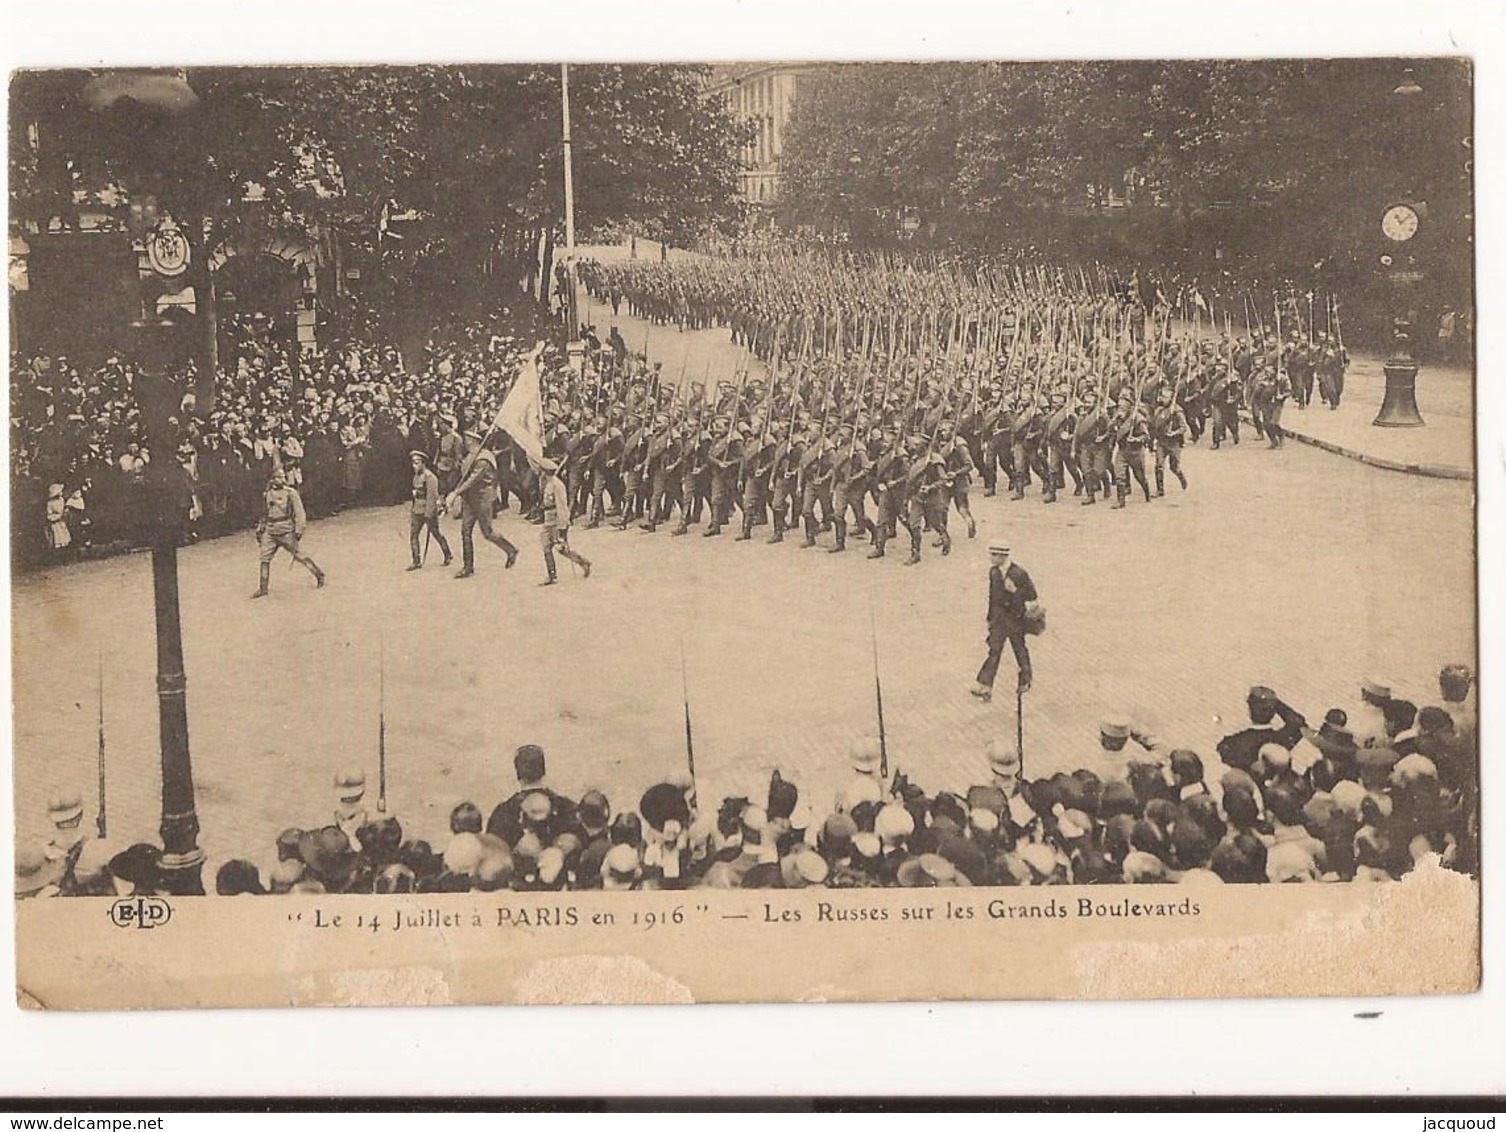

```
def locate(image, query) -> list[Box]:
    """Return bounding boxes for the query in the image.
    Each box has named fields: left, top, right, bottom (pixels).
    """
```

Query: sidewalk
left=1262, top=353, right=1474, bottom=480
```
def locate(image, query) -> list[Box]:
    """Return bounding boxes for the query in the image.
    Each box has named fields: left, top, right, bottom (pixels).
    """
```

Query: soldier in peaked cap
left=534, top=455, right=592, bottom=586
left=406, top=450, right=452, bottom=570
left=252, top=468, right=325, bottom=598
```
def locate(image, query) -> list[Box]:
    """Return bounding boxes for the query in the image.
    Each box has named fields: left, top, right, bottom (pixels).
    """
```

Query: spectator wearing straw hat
left=971, top=539, right=1038, bottom=702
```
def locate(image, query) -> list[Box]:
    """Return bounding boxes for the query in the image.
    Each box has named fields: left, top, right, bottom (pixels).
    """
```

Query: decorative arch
left=208, top=232, right=323, bottom=352
left=208, top=232, right=319, bottom=274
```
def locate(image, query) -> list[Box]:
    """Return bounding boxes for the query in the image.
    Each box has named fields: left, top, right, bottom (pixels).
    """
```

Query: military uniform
left=538, top=464, right=592, bottom=585
left=452, top=435, right=519, bottom=577
left=406, top=452, right=452, bottom=570
left=253, top=473, right=324, bottom=598
left=1150, top=393, right=1190, bottom=495
left=1110, top=397, right=1152, bottom=508
left=828, top=425, right=873, bottom=552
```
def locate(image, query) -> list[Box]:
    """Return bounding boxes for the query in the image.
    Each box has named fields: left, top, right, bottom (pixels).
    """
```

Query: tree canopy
left=9, top=64, right=748, bottom=263
left=778, top=59, right=1472, bottom=272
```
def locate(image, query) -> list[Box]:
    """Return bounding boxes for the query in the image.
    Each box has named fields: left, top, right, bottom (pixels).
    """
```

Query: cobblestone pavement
left=11, top=307, right=1477, bottom=880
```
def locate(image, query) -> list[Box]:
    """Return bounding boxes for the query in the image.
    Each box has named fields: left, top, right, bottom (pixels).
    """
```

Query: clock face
left=1382, top=204, right=1420, bottom=242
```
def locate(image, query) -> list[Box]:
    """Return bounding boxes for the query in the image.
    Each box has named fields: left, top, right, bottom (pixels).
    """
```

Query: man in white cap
left=532, top=455, right=592, bottom=586
left=971, top=539, right=1038, bottom=702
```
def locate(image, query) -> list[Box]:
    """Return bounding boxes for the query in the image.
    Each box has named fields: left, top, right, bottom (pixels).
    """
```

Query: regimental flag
left=492, top=345, right=546, bottom=465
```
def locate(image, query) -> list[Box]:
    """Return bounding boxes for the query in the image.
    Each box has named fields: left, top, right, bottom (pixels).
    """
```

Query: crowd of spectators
left=9, top=298, right=566, bottom=570
left=19, top=662, right=1477, bottom=898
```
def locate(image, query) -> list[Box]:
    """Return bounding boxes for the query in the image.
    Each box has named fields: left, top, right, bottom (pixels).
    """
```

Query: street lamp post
left=1374, top=67, right=1427, bottom=429
left=81, top=71, right=207, bottom=894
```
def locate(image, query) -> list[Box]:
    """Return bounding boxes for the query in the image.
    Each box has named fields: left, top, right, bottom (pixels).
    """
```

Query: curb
left=1237, top=411, right=1472, bottom=482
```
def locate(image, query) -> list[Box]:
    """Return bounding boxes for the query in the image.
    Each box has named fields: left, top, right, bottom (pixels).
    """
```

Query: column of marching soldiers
left=515, top=251, right=1352, bottom=564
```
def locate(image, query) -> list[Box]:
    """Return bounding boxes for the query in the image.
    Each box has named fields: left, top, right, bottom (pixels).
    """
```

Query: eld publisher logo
left=108, top=896, right=173, bottom=930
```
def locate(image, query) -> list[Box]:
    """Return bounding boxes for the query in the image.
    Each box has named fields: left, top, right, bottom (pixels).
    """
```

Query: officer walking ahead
left=533, top=456, right=592, bottom=586
left=970, top=539, right=1038, bottom=702
left=406, top=450, right=452, bottom=571
left=252, top=468, right=325, bottom=599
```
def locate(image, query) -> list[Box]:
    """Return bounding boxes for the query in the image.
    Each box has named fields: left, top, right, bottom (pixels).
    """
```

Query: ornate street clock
left=1381, top=202, right=1421, bottom=243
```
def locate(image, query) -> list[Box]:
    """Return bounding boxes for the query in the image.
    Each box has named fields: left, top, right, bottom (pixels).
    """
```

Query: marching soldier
left=765, top=417, right=799, bottom=545
left=252, top=468, right=325, bottom=599
left=828, top=421, right=873, bottom=553
left=1208, top=362, right=1243, bottom=449
left=736, top=417, right=777, bottom=542
left=1042, top=388, right=1077, bottom=504
left=867, top=427, right=906, bottom=560
left=797, top=424, right=834, bottom=549
left=1110, top=392, right=1153, bottom=509
left=936, top=418, right=978, bottom=539
left=703, top=414, right=740, bottom=537
left=1073, top=388, right=1112, bottom=506
left=1150, top=385, right=1190, bottom=495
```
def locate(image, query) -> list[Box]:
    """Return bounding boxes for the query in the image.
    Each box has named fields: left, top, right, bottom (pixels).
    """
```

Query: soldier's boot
left=1176, top=468, right=1188, bottom=490
left=964, top=511, right=976, bottom=539
left=829, top=519, right=847, bottom=553
left=671, top=520, right=688, bottom=537
left=867, top=526, right=887, bottom=559
left=940, top=530, right=953, bottom=556
left=540, top=563, right=558, bottom=586
left=735, top=513, right=753, bottom=541
left=1113, top=487, right=1127, bottom=510
left=904, top=529, right=922, bottom=566
left=251, top=563, right=271, bottom=599
left=1155, top=469, right=1166, bottom=497
left=1141, top=479, right=1153, bottom=504
left=640, top=518, right=658, bottom=533
left=766, top=515, right=785, bottom=544
left=703, top=520, right=721, bottom=537
left=1081, top=489, right=1097, bottom=506
left=800, top=516, right=818, bottom=548
left=1042, top=484, right=1057, bottom=504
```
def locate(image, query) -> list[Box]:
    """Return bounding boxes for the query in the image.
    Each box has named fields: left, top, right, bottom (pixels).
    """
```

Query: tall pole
left=561, top=63, right=579, bottom=340
left=81, top=73, right=209, bottom=895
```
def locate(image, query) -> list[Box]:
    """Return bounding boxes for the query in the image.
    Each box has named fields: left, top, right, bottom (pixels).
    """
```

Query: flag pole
left=96, top=650, right=107, bottom=839
left=679, top=635, right=696, bottom=782
left=377, top=635, right=388, bottom=814
left=561, top=63, right=579, bottom=338
left=869, top=593, right=888, bottom=780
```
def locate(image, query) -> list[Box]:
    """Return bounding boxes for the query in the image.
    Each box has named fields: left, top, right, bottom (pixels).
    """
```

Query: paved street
left=12, top=304, right=1475, bottom=877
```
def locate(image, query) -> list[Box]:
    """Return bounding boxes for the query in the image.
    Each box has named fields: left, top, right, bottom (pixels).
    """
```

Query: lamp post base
left=1373, top=358, right=1425, bottom=428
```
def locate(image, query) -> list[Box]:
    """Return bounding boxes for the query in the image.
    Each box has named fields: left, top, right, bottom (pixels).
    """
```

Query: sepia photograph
left=6, top=44, right=1482, bottom=1012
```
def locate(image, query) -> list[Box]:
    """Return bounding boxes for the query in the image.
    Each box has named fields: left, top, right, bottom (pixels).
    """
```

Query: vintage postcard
left=9, top=58, right=1478, bottom=1010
